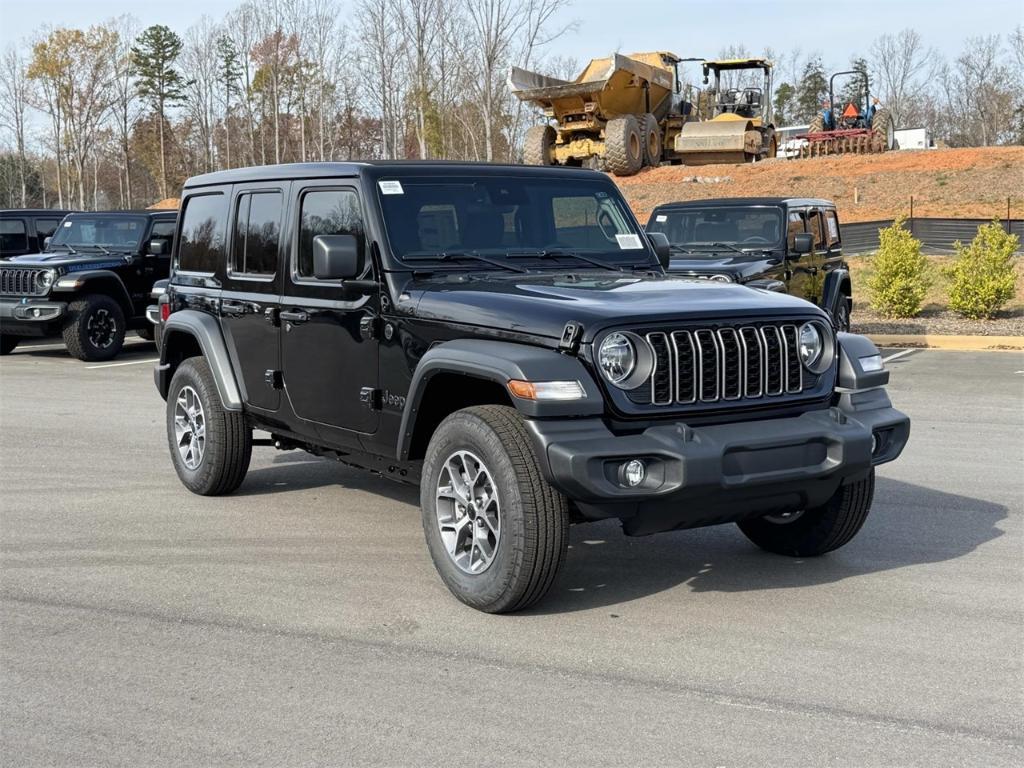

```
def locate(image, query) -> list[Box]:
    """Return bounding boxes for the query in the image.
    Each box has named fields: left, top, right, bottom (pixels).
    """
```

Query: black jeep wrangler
left=0, top=208, right=75, bottom=259
left=155, top=163, right=908, bottom=613
left=0, top=210, right=176, bottom=359
left=646, top=198, right=852, bottom=331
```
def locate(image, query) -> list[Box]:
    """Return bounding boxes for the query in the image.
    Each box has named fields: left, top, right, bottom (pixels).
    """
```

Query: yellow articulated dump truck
left=674, top=58, right=777, bottom=165
left=510, top=52, right=693, bottom=176
left=511, top=54, right=777, bottom=174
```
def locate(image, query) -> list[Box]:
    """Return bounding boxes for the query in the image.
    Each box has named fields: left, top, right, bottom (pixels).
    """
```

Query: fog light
left=622, top=459, right=646, bottom=487
left=32, top=308, right=41, bottom=317
left=871, top=433, right=878, bottom=454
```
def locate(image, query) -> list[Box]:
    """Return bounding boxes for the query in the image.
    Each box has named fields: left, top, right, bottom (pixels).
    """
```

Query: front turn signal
left=507, top=380, right=586, bottom=401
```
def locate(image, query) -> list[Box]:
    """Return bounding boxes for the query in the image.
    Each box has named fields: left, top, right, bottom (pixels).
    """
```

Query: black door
left=220, top=185, right=288, bottom=412
left=280, top=183, right=379, bottom=434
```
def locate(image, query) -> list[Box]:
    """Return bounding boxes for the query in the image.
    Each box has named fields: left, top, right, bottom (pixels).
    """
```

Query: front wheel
left=166, top=356, right=252, bottom=496
left=737, top=470, right=875, bottom=556
left=421, top=405, right=569, bottom=613
left=62, top=294, right=126, bottom=361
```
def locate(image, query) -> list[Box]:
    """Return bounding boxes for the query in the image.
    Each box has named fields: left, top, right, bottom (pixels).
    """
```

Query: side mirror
left=148, top=239, right=168, bottom=256
left=43, top=236, right=52, bottom=250
left=647, top=232, right=671, bottom=269
left=792, top=232, right=814, bottom=258
left=313, top=234, right=362, bottom=280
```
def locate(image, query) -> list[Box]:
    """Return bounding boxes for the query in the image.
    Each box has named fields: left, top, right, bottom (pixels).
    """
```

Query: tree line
left=0, top=0, right=1020, bottom=210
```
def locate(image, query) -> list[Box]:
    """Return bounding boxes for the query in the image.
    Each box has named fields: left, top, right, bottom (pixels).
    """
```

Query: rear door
left=280, top=182, right=379, bottom=435
left=219, top=184, right=288, bottom=412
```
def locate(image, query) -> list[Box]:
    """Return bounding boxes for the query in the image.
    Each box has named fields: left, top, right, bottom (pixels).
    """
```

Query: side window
left=150, top=220, right=176, bottom=251
left=177, top=193, right=228, bottom=273
left=232, top=192, right=282, bottom=276
left=808, top=210, right=827, bottom=249
left=825, top=210, right=841, bottom=246
left=0, top=219, right=28, bottom=251
left=35, top=218, right=61, bottom=240
left=786, top=211, right=806, bottom=250
left=552, top=195, right=627, bottom=249
left=297, top=189, right=364, bottom=278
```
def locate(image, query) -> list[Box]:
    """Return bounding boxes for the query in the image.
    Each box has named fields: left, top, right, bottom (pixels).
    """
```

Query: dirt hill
left=615, top=146, right=1023, bottom=224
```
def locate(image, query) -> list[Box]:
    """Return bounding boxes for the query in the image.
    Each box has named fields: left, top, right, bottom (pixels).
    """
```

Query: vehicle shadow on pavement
left=6, top=340, right=156, bottom=360
left=237, top=455, right=420, bottom=505
left=528, top=477, right=1008, bottom=614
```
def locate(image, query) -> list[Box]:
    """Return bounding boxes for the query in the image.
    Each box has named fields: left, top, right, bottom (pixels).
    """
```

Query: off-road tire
left=0, top=336, right=18, bottom=355
left=808, top=114, right=825, bottom=135
left=166, top=356, right=252, bottom=496
left=834, top=296, right=852, bottom=332
left=62, top=294, right=126, bottom=362
left=421, top=405, right=569, bottom=613
left=136, top=325, right=155, bottom=341
left=738, top=470, right=875, bottom=557
left=605, top=115, right=643, bottom=176
left=871, top=107, right=894, bottom=151
left=523, top=125, right=555, bottom=166
left=640, top=113, right=662, bottom=167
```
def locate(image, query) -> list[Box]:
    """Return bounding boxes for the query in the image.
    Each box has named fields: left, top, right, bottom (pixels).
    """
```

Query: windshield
left=376, top=175, right=652, bottom=268
left=49, top=216, right=146, bottom=251
left=646, top=206, right=784, bottom=256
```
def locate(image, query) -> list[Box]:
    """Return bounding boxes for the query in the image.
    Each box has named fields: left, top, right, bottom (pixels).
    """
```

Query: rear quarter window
left=825, top=210, right=840, bottom=246
left=0, top=219, right=28, bottom=252
left=177, top=193, right=228, bottom=273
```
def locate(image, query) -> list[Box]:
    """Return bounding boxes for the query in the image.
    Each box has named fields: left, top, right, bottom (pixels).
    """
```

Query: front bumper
left=0, top=297, right=67, bottom=336
left=525, top=391, right=909, bottom=535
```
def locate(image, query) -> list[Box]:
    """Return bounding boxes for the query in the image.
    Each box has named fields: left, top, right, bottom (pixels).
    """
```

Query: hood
left=405, top=271, right=824, bottom=340
left=3, top=251, right=133, bottom=269
left=666, top=252, right=780, bottom=279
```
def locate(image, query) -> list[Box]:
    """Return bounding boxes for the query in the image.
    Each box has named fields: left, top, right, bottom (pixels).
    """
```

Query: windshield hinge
left=558, top=321, right=583, bottom=355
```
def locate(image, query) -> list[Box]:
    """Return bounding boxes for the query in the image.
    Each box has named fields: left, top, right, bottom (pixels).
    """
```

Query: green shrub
left=946, top=220, right=1019, bottom=319
left=867, top=217, right=931, bottom=318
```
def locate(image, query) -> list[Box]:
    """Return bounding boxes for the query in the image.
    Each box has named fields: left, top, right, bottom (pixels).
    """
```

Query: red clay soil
left=615, top=146, right=1023, bottom=225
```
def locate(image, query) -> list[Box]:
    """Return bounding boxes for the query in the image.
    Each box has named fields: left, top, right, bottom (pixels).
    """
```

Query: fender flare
left=836, top=332, right=889, bottom=390
left=821, top=267, right=851, bottom=322
left=52, top=269, right=134, bottom=313
left=158, top=309, right=243, bottom=411
left=397, top=339, right=604, bottom=461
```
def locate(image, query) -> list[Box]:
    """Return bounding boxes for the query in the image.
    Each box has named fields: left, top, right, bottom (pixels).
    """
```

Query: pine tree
left=133, top=25, right=186, bottom=200
left=838, top=57, right=871, bottom=113
left=794, top=57, right=828, bottom=123
left=216, top=35, right=243, bottom=169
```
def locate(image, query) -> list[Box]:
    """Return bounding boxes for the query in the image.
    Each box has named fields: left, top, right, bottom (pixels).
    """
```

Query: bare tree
left=870, top=29, right=937, bottom=129
left=182, top=16, right=222, bottom=173
left=109, top=15, right=141, bottom=207
left=357, top=0, right=406, bottom=158
left=464, top=0, right=521, bottom=161
left=0, top=47, right=31, bottom=206
left=396, top=0, right=441, bottom=159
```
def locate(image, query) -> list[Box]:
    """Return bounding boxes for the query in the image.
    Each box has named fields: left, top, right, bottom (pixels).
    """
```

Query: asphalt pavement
left=1, top=339, right=1021, bottom=766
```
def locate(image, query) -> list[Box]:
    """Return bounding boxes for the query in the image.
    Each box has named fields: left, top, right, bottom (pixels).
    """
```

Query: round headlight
left=598, top=332, right=636, bottom=386
left=798, top=322, right=835, bottom=374
left=37, top=270, right=55, bottom=290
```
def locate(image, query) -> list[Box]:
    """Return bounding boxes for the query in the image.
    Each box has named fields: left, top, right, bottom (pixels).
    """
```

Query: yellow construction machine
left=673, top=58, right=778, bottom=164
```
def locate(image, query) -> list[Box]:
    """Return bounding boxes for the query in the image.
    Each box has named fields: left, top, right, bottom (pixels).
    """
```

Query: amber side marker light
left=507, top=380, right=586, bottom=401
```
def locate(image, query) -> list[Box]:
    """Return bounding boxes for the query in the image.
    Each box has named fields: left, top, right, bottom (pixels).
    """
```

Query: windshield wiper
left=51, top=243, right=77, bottom=254
left=506, top=249, right=624, bottom=272
left=668, top=244, right=700, bottom=255
left=710, top=242, right=747, bottom=255
left=75, top=244, right=112, bottom=255
left=402, top=250, right=528, bottom=274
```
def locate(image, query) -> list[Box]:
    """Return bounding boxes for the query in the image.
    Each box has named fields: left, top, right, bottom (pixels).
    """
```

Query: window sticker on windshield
left=615, top=233, right=643, bottom=250
left=63, top=221, right=72, bottom=227
left=655, top=214, right=667, bottom=223
left=378, top=180, right=404, bottom=195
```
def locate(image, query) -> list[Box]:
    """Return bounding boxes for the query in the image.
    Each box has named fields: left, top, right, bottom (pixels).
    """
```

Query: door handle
left=280, top=309, right=309, bottom=325
left=222, top=299, right=261, bottom=316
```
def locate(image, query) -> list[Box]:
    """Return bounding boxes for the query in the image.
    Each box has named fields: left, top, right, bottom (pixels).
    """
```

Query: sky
left=1, top=0, right=1021, bottom=77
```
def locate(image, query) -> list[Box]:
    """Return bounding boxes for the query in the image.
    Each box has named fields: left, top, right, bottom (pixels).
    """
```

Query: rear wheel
left=136, top=325, right=155, bottom=341
left=807, top=114, right=825, bottom=135
left=871, top=107, right=894, bottom=151
left=166, top=356, right=252, bottom=496
left=640, top=113, right=662, bottom=167
left=834, top=296, right=852, bottom=332
left=523, top=124, right=555, bottom=166
left=62, top=294, right=126, bottom=362
left=421, top=405, right=569, bottom=613
left=738, top=470, right=875, bottom=557
left=0, top=336, right=18, bottom=355
left=605, top=115, right=643, bottom=176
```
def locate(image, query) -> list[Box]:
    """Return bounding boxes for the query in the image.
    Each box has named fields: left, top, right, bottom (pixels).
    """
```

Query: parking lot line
left=882, top=349, right=919, bottom=364
left=85, top=358, right=159, bottom=369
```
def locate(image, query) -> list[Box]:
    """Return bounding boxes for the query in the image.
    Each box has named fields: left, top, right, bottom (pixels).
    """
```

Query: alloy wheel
left=173, top=385, right=206, bottom=470
left=435, top=450, right=501, bottom=574
left=87, top=308, right=117, bottom=349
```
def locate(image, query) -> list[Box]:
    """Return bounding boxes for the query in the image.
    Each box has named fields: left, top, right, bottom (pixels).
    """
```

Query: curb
left=865, top=334, right=1024, bottom=351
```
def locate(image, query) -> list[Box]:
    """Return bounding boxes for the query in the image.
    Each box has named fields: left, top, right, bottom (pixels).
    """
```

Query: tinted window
left=825, top=210, right=840, bottom=246
left=646, top=206, right=783, bottom=251
left=178, top=193, right=227, bottom=272
left=0, top=219, right=27, bottom=252
left=232, top=192, right=281, bottom=275
left=151, top=221, right=176, bottom=240
left=298, top=189, right=363, bottom=277
left=552, top=196, right=634, bottom=250
left=35, top=218, right=61, bottom=240
left=808, top=211, right=826, bottom=248
left=50, top=216, right=146, bottom=249
left=786, top=211, right=806, bottom=249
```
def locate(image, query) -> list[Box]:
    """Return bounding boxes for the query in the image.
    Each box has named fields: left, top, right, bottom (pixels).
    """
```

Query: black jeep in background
left=645, top=198, right=852, bottom=331
left=154, top=162, right=908, bottom=613
left=0, top=210, right=176, bottom=360
left=1, top=209, right=75, bottom=259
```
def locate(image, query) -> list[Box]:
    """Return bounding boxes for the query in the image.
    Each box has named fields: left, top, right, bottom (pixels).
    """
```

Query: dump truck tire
left=872, top=108, right=894, bottom=151
left=523, top=125, right=555, bottom=166
left=605, top=115, right=643, bottom=176
left=640, top=113, right=661, bottom=167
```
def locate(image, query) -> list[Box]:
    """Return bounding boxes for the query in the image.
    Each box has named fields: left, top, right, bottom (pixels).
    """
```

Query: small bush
left=867, top=217, right=931, bottom=318
left=946, top=220, right=1019, bottom=319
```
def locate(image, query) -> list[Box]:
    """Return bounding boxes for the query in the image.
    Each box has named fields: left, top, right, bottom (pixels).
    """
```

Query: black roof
left=63, top=209, right=176, bottom=217
left=184, top=160, right=608, bottom=189
left=651, top=197, right=836, bottom=210
left=0, top=208, right=75, bottom=216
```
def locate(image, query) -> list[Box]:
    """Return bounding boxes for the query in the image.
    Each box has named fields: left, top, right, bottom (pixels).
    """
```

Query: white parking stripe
left=86, top=358, right=158, bottom=369
left=882, top=349, right=919, bottom=364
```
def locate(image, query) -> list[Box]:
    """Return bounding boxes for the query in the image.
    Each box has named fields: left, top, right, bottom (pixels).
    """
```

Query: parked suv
left=0, top=210, right=176, bottom=359
left=1, top=209, right=74, bottom=259
left=155, top=163, right=908, bottom=613
left=645, top=198, right=852, bottom=331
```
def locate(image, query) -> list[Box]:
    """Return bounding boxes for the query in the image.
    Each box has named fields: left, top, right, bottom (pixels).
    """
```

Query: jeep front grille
left=0, top=268, right=47, bottom=297
left=642, top=323, right=807, bottom=407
